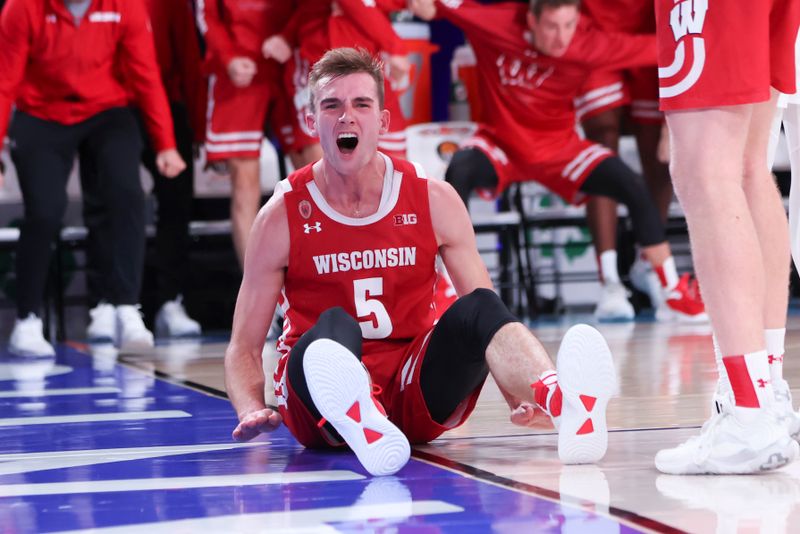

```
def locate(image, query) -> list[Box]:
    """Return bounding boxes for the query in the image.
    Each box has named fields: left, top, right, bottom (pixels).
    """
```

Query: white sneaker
left=655, top=403, right=799, bottom=475
left=116, top=305, right=154, bottom=350
left=553, top=324, right=617, bottom=464
left=593, top=282, right=634, bottom=322
left=303, top=338, right=410, bottom=476
left=773, top=379, right=800, bottom=442
left=87, top=303, right=116, bottom=343
left=155, top=296, right=201, bottom=338
left=9, top=314, right=55, bottom=356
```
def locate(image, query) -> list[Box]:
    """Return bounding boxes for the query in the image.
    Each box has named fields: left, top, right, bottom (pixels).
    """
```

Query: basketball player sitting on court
left=224, top=48, right=618, bottom=476
left=409, top=0, right=706, bottom=323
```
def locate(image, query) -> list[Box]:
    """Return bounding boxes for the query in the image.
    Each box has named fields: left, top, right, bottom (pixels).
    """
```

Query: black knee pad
left=444, top=148, right=499, bottom=205
left=441, top=288, right=519, bottom=360
left=313, top=307, right=362, bottom=351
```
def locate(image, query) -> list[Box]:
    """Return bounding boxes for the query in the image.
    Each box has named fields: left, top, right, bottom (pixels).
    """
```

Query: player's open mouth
left=337, top=132, right=359, bottom=154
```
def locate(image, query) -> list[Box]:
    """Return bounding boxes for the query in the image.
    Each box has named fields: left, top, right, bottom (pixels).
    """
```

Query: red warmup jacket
left=281, top=0, right=406, bottom=62
left=0, top=0, right=175, bottom=151
left=197, top=0, right=293, bottom=79
left=139, top=0, right=206, bottom=142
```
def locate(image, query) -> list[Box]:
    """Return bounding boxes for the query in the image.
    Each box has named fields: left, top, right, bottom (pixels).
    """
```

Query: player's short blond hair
left=308, top=48, right=385, bottom=112
left=529, top=0, right=580, bottom=17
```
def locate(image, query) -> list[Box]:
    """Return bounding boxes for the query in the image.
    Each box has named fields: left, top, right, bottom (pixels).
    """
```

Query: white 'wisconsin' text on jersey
left=312, top=247, right=417, bottom=275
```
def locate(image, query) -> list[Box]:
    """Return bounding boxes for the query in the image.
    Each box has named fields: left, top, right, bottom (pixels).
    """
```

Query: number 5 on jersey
left=354, top=277, right=393, bottom=339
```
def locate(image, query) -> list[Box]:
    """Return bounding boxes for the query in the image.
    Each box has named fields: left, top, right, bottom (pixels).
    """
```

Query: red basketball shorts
left=656, top=0, right=800, bottom=110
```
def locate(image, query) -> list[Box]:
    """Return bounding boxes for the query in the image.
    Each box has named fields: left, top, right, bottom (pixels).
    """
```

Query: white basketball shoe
left=534, top=324, right=617, bottom=464
left=593, top=282, right=635, bottom=322
left=655, top=395, right=798, bottom=475
left=773, top=379, right=800, bottom=442
left=303, top=339, right=410, bottom=476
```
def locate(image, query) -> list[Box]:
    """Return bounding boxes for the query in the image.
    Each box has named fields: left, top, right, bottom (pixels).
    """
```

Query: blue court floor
left=0, top=344, right=648, bottom=533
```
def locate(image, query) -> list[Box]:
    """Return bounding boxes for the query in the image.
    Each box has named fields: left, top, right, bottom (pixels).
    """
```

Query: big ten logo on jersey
left=496, top=52, right=554, bottom=90
left=659, top=0, right=707, bottom=98
left=393, top=213, right=417, bottom=226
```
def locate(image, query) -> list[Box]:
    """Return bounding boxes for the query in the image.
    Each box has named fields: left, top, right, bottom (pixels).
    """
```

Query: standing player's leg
left=582, top=107, right=635, bottom=321
left=204, top=74, right=271, bottom=266
left=655, top=106, right=797, bottom=474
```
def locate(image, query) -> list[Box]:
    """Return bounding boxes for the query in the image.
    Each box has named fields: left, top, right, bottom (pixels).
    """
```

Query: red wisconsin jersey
left=197, top=0, right=293, bottom=77
left=581, top=0, right=655, bottom=33
left=436, top=0, right=656, bottom=159
left=0, top=0, right=174, bottom=150
left=281, top=0, right=403, bottom=62
left=275, top=154, right=439, bottom=389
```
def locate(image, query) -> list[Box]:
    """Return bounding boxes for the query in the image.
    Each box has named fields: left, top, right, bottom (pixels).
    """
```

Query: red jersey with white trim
left=581, top=0, right=654, bottom=33
left=197, top=0, right=293, bottom=77
left=0, top=0, right=175, bottom=150
left=275, top=154, right=438, bottom=391
left=281, top=0, right=404, bottom=61
left=435, top=0, right=656, bottom=158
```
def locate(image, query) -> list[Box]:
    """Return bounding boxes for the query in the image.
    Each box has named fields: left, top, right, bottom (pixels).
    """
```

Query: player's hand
left=388, top=54, right=411, bottom=90
left=232, top=408, right=283, bottom=441
left=510, top=402, right=553, bottom=429
left=408, top=0, right=436, bottom=20
left=156, top=149, right=187, bottom=178
left=262, top=35, right=291, bottom=64
left=657, top=122, right=670, bottom=164
left=227, top=57, right=258, bottom=87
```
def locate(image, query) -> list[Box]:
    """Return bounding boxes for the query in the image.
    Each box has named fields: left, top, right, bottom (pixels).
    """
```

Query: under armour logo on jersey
left=757, top=379, right=770, bottom=389
left=394, top=214, right=417, bottom=226
left=303, top=222, right=322, bottom=234
left=659, top=0, right=707, bottom=99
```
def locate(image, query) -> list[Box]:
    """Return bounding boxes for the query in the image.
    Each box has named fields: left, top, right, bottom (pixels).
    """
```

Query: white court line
left=58, top=501, right=463, bottom=533
left=0, top=442, right=269, bottom=476
left=0, top=410, right=191, bottom=427
left=0, top=470, right=366, bottom=497
left=0, top=387, right=121, bottom=398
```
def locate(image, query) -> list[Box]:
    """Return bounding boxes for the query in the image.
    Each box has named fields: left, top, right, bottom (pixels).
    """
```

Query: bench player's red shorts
left=577, top=0, right=661, bottom=123
left=275, top=328, right=485, bottom=447
left=204, top=72, right=317, bottom=162
left=576, top=68, right=662, bottom=124
left=656, top=0, right=800, bottom=110
left=461, top=128, right=613, bottom=205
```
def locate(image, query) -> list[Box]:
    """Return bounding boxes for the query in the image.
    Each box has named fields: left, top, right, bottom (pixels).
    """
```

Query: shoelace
left=683, top=410, right=727, bottom=464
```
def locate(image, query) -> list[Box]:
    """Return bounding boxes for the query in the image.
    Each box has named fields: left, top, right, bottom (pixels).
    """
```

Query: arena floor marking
left=1, top=344, right=646, bottom=533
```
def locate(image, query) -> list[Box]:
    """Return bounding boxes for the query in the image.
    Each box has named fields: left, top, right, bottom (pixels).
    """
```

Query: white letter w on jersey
left=659, top=0, right=708, bottom=98
left=670, top=0, right=707, bottom=40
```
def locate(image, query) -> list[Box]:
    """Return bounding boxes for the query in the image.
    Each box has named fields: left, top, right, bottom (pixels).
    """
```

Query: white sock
left=765, top=327, right=786, bottom=384
left=598, top=250, right=621, bottom=284
left=653, top=256, right=679, bottom=290
left=712, top=335, right=731, bottom=395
